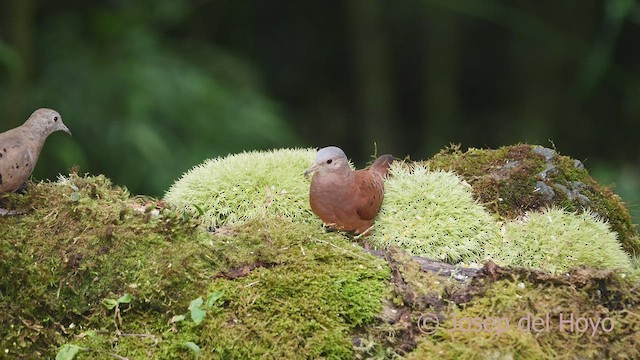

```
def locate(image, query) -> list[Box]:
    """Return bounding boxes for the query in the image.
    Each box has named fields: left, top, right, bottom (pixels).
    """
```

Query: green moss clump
left=427, top=144, right=640, bottom=255
left=372, top=163, right=500, bottom=263
left=66, top=219, right=390, bottom=359
left=490, top=208, right=633, bottom=274
left=196, top=221, right=389, bottom=358
left=371, top=163, right=632, bottom=274
left=164, top=148, right=318, bottom=229
left=355, top=249, right=640, bottom=359
left=406, top=272, right=640, bottom=359
left=0, top=174, right=215, bottom=358
left=1, top=174, right=390, bottom=359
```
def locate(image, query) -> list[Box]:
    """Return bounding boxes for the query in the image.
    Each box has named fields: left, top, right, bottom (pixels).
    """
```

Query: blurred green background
left=1, top=0, right=640, bottom=220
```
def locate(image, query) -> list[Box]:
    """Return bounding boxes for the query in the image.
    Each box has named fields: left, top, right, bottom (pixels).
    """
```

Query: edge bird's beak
left=61, top=124, right=72, bottom=136
left=304, top=163, right=320, bottom=178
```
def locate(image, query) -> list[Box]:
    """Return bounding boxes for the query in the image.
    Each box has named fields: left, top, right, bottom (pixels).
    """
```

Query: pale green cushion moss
left=165, top=151, right=633, bottom=274
left=490, top=208, right=633, bottom=273
left=164, top=148, right=318, bottom=228
left=371, top=163, right=501, bottom=263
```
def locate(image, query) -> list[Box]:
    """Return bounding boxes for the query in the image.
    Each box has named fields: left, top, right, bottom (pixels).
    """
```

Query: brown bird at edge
left=0, top=108, right=71, bottom=215
left=304, top=146, right=394, bottom=235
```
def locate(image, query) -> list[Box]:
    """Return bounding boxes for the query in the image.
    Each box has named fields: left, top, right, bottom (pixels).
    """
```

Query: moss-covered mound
left=0, top=174, right=215, bottom=356
left=164, top=148, right=318, bottom=229
left=372, top=163, right=500, bottom=263
left=164, top=148, right=634, bottom=274
left=0, top=174, right=388, bottom=358
left=427, top=144, right=640, bottom=255
left=357, top=250, right=640, bottom=359
left=492, top=208, right=633, bottom=273
left=2, top=144, right=639, bottom=359
left=371, top=162, right=633, bottom=274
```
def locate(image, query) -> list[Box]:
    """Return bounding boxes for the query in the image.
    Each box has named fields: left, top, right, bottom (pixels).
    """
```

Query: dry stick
left=311, top=237, right=369, bottom=260
left=366, top=249, right=483, bottom=281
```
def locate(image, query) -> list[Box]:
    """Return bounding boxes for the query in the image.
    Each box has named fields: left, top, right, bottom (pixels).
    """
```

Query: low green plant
left=170, top=291, right=225, bottom=326
left=183, top=342, right=201, bottom=359
left=55, top=344, right=82, bottom=360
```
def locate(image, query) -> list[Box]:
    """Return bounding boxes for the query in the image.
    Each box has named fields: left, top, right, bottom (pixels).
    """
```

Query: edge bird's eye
left=326, top=159, right=333, bottom=164
left=53, top=116, right=59, bottom=122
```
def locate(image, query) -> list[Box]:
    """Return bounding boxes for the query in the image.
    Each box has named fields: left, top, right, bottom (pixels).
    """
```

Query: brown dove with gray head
left=0, top=108, right=71, bottom=194
left=305, top=146, right=393, bottom=235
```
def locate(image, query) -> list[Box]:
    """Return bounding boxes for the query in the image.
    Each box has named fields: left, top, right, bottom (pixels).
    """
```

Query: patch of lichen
left=356, top=251, right=640, bottom=359
left=427, top=144, right=640, bottom=255
left=0, top=176, right=390, bottom=358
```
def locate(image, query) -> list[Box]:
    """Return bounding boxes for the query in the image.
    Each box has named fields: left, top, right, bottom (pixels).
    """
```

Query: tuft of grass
left=371, top=163, right=501, bottom=263
left=163, top=148, right=318, bottom=229
left=490, top=207, right=633, bottom=273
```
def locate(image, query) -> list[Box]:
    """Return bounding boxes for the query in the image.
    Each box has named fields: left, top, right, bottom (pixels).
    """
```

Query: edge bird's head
left=25, top=108, right=72, bottom=137
left=304, top=146, right=350, bottom=178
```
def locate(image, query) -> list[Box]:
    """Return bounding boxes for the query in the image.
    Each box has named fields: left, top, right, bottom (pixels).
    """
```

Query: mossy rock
left=427, top=144, right=640, bottom=255
left=1, top=144, right=639, bottom=359
left=0, top=174, right=389, bottom=358
left=358, top=249, right=640, bottom=359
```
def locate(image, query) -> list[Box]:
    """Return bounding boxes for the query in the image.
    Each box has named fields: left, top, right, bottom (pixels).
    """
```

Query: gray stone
left=538, top=164, right=557, bottom=180
left=532, top=146, right=557, bottom=161
left=554, top=183, right=574, bottom=201
left=535, top=181, right=555, bottom=201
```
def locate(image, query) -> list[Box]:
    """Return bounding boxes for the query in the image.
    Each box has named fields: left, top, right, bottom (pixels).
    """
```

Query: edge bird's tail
left=369, top=154, right=394, bottom=178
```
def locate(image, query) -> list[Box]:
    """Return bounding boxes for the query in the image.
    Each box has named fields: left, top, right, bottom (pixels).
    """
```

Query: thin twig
left=311, top=237, right=369, bottom=260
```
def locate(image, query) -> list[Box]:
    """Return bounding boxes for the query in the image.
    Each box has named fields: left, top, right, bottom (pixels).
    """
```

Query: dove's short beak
left=61, top=124, right=72, bottom=136
left=304, top=163, right=320, bottom=178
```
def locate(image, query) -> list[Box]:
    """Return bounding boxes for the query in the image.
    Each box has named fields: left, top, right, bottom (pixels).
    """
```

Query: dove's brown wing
left=353, top=170, right=385, bottom=221
left=0, top=129, right=37, bottom=193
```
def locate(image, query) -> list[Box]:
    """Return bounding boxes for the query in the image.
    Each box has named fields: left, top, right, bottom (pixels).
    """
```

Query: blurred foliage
left=1, top=0, right=299, bottom=195
left=1, top=0, right=640, bottom=207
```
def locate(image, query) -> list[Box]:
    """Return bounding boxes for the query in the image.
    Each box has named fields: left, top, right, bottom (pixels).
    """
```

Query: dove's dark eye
left=53, top=116, right=59, bottom=122
left=326, top=159, right=333, bottom=164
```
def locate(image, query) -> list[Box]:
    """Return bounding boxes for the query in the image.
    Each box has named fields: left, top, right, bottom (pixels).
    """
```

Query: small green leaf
left=56, top=344, right=81, bottom=360
left=193, top=204, right=205, bottom=216
left=190, top=307, right=206, bottom=325
left=188, top=297, right=206, bottom=325
left=117, top=294, right=132, bottom=304
left=188, top=297, right=203, bottom=310
left=205, top=291, right=224, bottom=308
left=102, top=298, right=119, bottom=310
left=183, top=341, right=201, bottom=358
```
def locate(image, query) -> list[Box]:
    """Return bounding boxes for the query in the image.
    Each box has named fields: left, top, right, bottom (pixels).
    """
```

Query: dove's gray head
left=304, top=146, right=350, bottom=177
left=24, top=108, right=71, bottom=137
